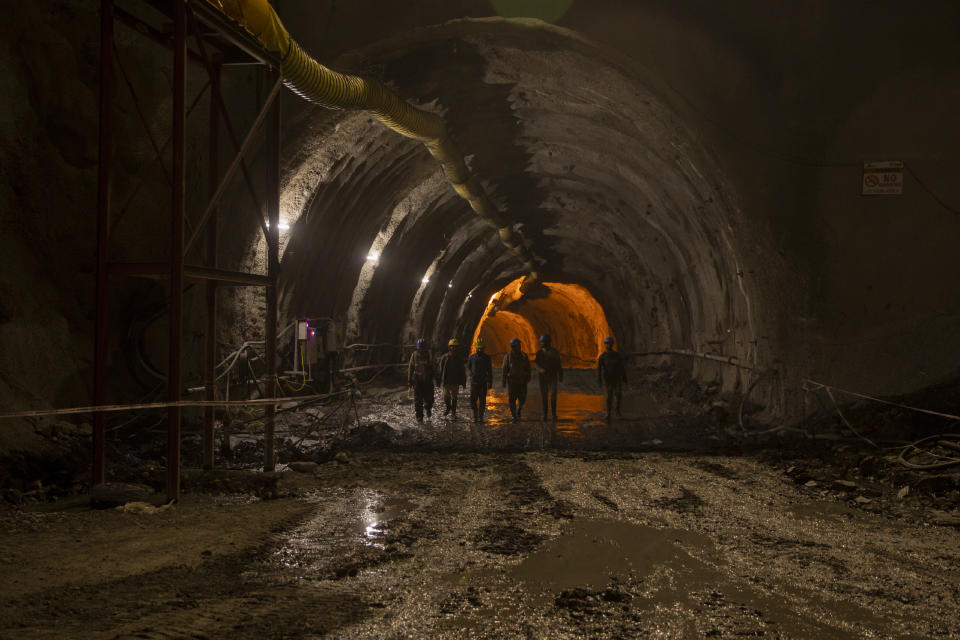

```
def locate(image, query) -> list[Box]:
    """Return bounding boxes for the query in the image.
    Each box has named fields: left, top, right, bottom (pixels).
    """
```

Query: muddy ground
left=1, top=372, right=959, bottom=638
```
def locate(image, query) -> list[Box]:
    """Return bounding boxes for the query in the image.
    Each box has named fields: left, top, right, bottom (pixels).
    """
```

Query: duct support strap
left=205, top=0, right=540, bottom=284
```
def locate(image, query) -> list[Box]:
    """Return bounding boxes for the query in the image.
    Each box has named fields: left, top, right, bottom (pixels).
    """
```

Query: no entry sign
left=862, top=161, right=903, bottom=195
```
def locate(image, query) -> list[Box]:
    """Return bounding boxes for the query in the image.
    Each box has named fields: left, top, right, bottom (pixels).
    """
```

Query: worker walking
left=534, top=333, right=563, bottom=420
left=437, top=339, right=466, bottom=418
left=597, top=336, right=627, bottom=419
left=408, top=338, right=435, bottom=422
left=502, top=337, right=531, bottom=422
left=467, top=338, right=493, bottom=423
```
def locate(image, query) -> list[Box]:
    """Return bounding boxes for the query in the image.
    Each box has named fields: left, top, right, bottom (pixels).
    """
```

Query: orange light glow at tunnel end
left=470, top=278, right=614, bottom=369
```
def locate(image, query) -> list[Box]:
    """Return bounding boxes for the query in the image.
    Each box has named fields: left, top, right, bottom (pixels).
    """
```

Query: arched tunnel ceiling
left=273, top=18, right=755, bottom=364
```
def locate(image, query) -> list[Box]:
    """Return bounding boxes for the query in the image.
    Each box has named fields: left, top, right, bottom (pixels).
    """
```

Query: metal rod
left=190, top=0, right=281, bottom=67
left=113, top=81, right=209, bottom=237
left=167, top=0, right=187, bottom=502
left=189, top=266, right=273, bottom=286
left=114, top=40, right=171, bottom=186
left=629, top=349, right=757, bottom=371
left=109, top=262, right=271, bottom=286
left=184, top=76, right=282, bottom=254
left=114, top=6, right=205, bottom=65
left=184, top=3, right=271, bottom=252
left=203, top=61, right=220, bottom=471
left=0, top=391, right=354, bottom=421
left=93, top=0, right=114, bottom=488
left=263, top=67, right=281, bottom=473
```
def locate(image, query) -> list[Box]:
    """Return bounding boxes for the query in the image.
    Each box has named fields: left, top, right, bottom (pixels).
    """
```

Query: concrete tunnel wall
left=1, top=0, right=959, bottom=456
left=267, top=19, right=754, bottom=390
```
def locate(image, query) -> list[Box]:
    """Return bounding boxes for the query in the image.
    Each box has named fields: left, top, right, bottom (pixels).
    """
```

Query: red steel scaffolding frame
left=94, top=0, right=282, bottom=501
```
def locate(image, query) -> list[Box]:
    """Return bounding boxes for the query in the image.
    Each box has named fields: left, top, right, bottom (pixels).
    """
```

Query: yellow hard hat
left=475, top=337, right=485, bottom=348
left=448, top=338, right=460, bottom=346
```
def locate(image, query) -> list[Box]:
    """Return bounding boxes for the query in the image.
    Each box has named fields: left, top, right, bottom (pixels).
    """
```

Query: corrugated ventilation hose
left=205, top=0, right=540, bottom=283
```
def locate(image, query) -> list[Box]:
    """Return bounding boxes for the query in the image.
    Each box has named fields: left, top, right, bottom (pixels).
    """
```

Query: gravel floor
left=1, top=378, right=958, bottom=639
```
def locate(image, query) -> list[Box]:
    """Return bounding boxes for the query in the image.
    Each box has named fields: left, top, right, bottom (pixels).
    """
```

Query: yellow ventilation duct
left=205, top=0, right=540, bottom=283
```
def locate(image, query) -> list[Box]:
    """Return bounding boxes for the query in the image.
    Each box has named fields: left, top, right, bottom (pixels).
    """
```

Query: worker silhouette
left=407, top=338, right=435, bottom=422
left=597, top=336, right=627, bottom=419
left=502, top=337, right=531, bottom=422
left=467, top=338, right=493, bottom=423
left=437, top=338, right=466, bottom=418
left=534, top=333, right=563, bottom=420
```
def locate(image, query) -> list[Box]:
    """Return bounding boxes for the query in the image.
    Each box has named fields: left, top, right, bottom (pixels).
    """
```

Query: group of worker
left=407, top=336, right=493, bottom=423
left=407, top=334, right=628, bottom=423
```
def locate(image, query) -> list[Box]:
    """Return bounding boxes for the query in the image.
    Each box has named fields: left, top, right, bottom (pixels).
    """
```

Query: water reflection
left=485, top=388, right=605, bottom=430
left=352, top=370, right=657, bottom=451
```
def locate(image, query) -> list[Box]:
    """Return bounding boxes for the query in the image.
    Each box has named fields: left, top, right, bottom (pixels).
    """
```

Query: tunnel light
left=448, top=281, right=453, bottom=289
left=367, top=250, right=380, bottom=262
left=265, top=220, right=291, bottom=231
left=422, top=276, right=430, bottom=284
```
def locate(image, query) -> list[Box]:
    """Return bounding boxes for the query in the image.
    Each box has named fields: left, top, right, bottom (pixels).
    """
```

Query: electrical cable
left=803, top=379, right=960, bottom=422
left=822, top=385, right=880, bottom=450
left=897, top=434, right=960, bottom=470
left=904, top=164, right=960, bottom=217
left=280, top=341, right=308, bottom=392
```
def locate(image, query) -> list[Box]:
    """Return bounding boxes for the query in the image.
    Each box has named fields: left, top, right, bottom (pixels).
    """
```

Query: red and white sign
left=862, top=161, right=903, bottom=195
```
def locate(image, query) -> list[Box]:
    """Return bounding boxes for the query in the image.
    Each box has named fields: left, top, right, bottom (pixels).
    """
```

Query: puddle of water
left=455, top=518, right=909, bottom=638
left=484, top=389, right=606, bottom=436
left=266, top=489, right=416, bottom=577
left=510, top=518, right=716, bottom=598
left=360, top=494, right=415, bottom=546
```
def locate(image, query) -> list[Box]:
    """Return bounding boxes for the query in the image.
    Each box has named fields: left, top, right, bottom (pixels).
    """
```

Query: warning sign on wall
left=862, top=161, right=903, bottom=195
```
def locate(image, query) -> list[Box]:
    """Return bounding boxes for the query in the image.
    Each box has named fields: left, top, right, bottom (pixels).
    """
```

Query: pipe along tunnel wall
left=224, top=17, right=761, bottom=406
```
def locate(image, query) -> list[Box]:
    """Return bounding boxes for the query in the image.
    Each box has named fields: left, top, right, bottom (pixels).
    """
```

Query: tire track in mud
left=471, top=457, right=572, bottom=556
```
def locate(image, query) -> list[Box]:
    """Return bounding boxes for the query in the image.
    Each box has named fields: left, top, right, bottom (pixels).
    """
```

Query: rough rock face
left=0, top=2, right=100, bottom=453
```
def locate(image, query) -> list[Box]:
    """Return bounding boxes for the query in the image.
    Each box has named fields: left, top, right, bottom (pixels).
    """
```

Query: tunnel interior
left=1, top=0, right=959, bottom=513
left=255, top=17, right=757, bottom=399
left=471, top=277, right=613, bottom=368
left=3, top=6, right=960, bottom=634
